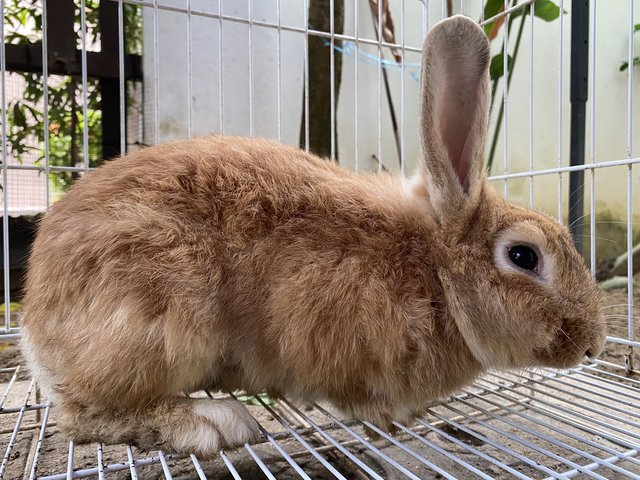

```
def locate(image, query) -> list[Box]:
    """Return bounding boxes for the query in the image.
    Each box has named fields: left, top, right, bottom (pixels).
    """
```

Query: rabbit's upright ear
left=418, top=15, right=490, bottom=222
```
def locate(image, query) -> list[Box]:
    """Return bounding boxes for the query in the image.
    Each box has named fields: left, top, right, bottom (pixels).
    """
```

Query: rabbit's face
left=443, top=188, right=606, bottom=371
left=415, top=15, right=605, bottom=371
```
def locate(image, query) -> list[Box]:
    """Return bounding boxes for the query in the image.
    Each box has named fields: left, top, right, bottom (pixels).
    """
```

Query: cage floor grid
left=0, top=362, right=638, bottom=480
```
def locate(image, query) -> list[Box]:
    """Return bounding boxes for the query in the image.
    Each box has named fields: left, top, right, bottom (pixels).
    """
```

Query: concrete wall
left=143, top=0, right=640, bottom=222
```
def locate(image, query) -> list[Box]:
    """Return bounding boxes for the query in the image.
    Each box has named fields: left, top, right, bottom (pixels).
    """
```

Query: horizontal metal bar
left=3, top=44, right=142, bottom=80
left=443, top=401, right=609, bottom=480
left=5, top=164, right=95, bottom=173
left=572, top=369, right=640, bottom=398
left=390, top=421, right=495, bottom=480
left=0, top=334, right=21, bottom=342
left=476, top=378, right=640, bottom=454
left=313, top=403, right=423, bottom=480
left=410, top=418, right=531, bottom=480
left=459, top=387, right=640, bottom=479
left=504, top=370, right=640, bottom=419
left=106, top=0, right=423, bottom=54
left=472, top=378, right=640, bottom=468
left=605, top=336, right=640, bottom=348
left=37, top=452, right=179, bottom=480
left=490, top=371, right=640, bottom=435
left=549, top=449, right=639, bottom=480
left=489, top=156, right=640, bottom=181
left=279, top=399, right=384, bottom=480
left=0, top=403, right=48, bottom=414
left=539, top=368, right=640, bottom=406
left=484, top=376, right=640, bottom=445
left=425, top=406, right=567, bottom=479
left=479, top=0, right=535, bottom=26
left=583, top=362, right=640, bottom=386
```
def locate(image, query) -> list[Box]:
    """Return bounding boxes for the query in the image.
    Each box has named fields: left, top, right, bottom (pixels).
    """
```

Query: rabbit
left=21, top=15, right=606, bottom=457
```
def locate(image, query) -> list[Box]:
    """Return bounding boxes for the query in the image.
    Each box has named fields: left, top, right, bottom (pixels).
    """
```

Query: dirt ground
left=0, top=277, right=638, bottom=479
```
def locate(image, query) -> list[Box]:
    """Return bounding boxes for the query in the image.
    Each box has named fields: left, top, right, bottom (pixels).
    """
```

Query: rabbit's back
left=22, top=136, right=436, bottom=409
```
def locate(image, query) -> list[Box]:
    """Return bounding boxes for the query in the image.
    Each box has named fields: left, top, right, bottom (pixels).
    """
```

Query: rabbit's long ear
left=419, top=15, right=490, bottom=221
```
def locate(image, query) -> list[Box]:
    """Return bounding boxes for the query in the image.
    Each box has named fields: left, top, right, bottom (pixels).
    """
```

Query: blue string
left=321, top=38, right=422, bottom=82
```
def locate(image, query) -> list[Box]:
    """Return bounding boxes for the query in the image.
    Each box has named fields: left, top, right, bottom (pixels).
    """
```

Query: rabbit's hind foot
left=58, top=396, right=262, bottom=458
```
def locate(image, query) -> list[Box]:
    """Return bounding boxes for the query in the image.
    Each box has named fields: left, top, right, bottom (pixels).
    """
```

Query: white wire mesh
left=0, top=0, right=638, bottom=478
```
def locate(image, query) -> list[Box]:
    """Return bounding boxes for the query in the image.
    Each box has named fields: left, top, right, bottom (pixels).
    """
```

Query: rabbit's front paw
left=167, top=398, right=261, bottom=456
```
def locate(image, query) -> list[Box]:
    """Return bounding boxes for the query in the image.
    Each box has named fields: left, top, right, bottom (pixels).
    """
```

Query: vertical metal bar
left=190, top=454, right=210, bottom=480
left=248, top=0, right=254, bottom=137
left=118, top=0, right=126, bottom=155
left=568, top=0, right=589, bottom=254
left=153, top=0, right=160, bottom=144
left=244, top=446, right=277, bottom=480
left=502, top=0, right=509, bottom=198
left=66, top=441, right=75, bottom=480
left=529, top=1, right=534, bottom=208
left=626, top=0, right=635, bottom=366
left=255, top=397, right=346, bottom=479
left=589, top=0, right=596, bottom=274
left=187, top=0, right=193, bottom=139
left=557, top=0, right=565, bottom=222
left=400, top=0, right=405, bottom=175
left=157, top=451, right=173, bottom=479
left=80, top=0, right=89, bottom=170
left=377, top=0, right=382, bottom=171
left=28, top=405, right=52, bottom=480
left=43, top=0, right=50, bottom=207
left=276, top=0, right=282, bottom=141
left=218, top=452, right=241, bottom=480
left=354, top=0, right=359, bottom=171
left=99, top=1, right=121, bottom=160
left=1, top=0, right=10, bottom=332
left=0, top=379, right=35, bottom=478
left=330, top=0, right=335, bottom=161
left=424, top=0, right=428, bottom=38
left=97, top=444, right=105, bottom=480
left=304, top=0, right=310, bottom=151
left=280, top=399, right=385, bottom=480
left=219, top=0, right=224, bottom=133
left=127, top=446, right=139, bottom=480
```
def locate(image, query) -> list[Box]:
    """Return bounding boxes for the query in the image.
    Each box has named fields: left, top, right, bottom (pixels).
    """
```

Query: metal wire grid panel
left=0, top=363, right=638, bottom=479
left=0, top=0, right=638, bottom=478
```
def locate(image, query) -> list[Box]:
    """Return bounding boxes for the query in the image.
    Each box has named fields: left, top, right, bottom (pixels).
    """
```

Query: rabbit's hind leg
left=57, top=396, right=261, bottom=457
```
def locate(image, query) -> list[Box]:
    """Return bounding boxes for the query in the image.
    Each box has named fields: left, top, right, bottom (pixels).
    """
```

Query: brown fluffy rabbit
left=21, top=15, right=605, bottom=457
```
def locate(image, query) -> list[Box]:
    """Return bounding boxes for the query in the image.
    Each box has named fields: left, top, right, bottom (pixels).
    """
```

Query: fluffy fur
left=21, top=15, right=605, bottom=456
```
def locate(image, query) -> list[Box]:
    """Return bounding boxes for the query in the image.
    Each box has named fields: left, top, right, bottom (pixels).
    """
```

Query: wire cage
left=0, top=0, right=639, bottom=478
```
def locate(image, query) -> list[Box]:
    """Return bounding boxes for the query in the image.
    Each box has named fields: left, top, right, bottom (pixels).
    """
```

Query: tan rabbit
left=21, top=15, right=605, bottom=457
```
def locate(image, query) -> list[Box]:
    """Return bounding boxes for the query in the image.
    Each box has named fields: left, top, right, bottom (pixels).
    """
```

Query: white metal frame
left=0, top=0, right=637, bottom=478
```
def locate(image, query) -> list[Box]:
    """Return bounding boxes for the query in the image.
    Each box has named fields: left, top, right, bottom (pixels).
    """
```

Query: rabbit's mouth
left=533, top=317, right=606, bottom=368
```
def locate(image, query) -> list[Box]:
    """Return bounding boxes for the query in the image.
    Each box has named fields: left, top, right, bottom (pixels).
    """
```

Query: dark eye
left=508, top=245, right=538, bottom=270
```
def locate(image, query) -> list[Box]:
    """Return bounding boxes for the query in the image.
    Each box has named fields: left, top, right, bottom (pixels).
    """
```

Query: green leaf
left=490, top=53, right=513, bottom=80
left=483, top=0, right=503, bottom=20
left=483, top=0, right=503, bottom=35
left=234, top=393, right=275, bottom=406
left=620, top=57, right=640, bottom=71
left=534, top=0, right=561, bottom=22
left=12, top=103, right=27, bottom=128
left=635, top=24, right=640, bottom=33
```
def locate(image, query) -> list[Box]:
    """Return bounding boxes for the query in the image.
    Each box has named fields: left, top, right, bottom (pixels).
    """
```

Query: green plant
left=620, top=23, right=640, bottom=71
left=482, top=0, right=563, bottom=172
left=2, top=0, right=142, bottom=193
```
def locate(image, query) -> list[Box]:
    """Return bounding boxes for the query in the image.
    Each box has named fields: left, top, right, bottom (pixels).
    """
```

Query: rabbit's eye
left=508, top=245, right=538, bottom=270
